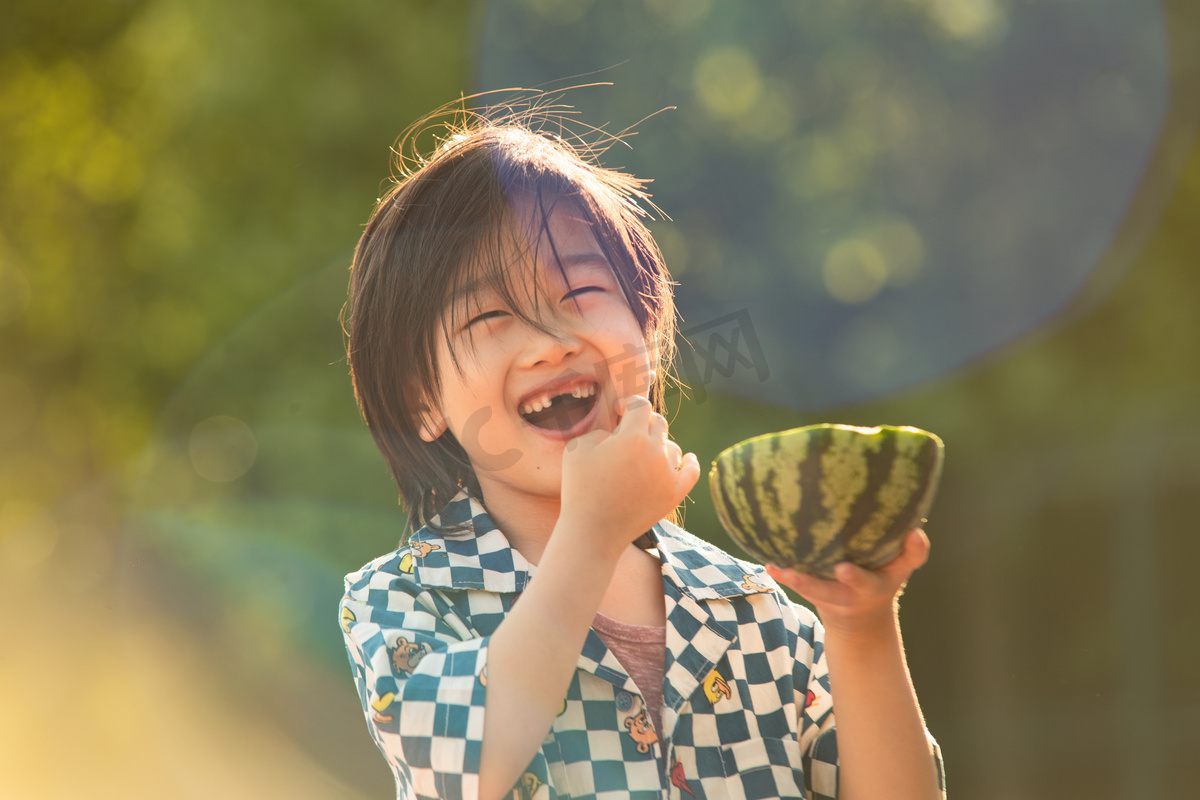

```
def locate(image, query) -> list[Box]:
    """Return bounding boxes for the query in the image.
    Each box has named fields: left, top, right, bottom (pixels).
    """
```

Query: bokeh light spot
left=823, top=239, right=889, bottom=304
left=647, top=0, right=711, bottom=28
left=189, top=416, right=258, bottom=483
left=693, top=46, right=763, bottom=121
left=926, top=0, right=1008, bottom=44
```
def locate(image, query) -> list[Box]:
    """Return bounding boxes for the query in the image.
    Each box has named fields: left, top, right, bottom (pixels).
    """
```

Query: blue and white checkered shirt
left=339, top=491, right=945, bottom=799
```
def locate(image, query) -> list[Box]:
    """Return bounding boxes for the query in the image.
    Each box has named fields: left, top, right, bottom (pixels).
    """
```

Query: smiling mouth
left=519, top=383, right=599, bottom=431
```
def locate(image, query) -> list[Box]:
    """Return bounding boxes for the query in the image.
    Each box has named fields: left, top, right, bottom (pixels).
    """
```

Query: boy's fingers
left=907, top=528, right=931, bottom=567
left=833, top=560, right=877, bottom=591
left=765, top=565, right=849, bottom=606
left=663, top=446, right=696, bottom=509
left=880, top=529, right=930, bottom=575
left=650, top=410, right=669, bottom=436
left=565, top=428, right=607, bottom=451
left=613, top=394, right=652, bottom=432
left=673, top=452, right=700, bottom=499
left=765, top=564, right=819, bottom=593
left=616, top=394, right=650, bottom=414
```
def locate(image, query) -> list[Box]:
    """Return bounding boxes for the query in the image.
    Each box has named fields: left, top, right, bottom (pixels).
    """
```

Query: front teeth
left=521, top=383, right=595, bottom=415
left=526, top=395, right=553, bottom=414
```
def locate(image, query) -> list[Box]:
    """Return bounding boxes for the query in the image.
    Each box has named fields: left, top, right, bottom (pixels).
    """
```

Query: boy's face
left=418, top=203, right=655, bottom=511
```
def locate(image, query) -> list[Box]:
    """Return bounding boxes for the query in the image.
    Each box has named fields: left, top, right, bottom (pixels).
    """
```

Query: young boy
left=339, top=114, right=945, bottom=800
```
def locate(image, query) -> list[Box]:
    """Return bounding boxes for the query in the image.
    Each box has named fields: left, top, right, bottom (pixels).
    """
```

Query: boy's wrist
left=816, top=603, right=900, bottom=645
left=552, top=508, right=641, bottom=565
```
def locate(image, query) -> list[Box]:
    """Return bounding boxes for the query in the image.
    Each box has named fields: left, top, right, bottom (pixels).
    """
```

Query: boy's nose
left=518, top=320, right=584, bottom=368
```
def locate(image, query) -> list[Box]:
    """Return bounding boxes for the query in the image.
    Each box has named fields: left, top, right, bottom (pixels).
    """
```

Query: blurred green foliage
left=1, top=1, right=475, bottom=792
left=0, top=0, right=469, bottom=537
left=3, top=0, right=1200, bottom=798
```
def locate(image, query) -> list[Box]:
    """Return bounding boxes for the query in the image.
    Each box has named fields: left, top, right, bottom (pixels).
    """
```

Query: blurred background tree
left=1, top=0, right=1198, bottom=798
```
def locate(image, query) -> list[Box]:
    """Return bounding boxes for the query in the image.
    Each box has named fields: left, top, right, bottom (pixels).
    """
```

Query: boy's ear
left=416, top=404, right=447, bottom=443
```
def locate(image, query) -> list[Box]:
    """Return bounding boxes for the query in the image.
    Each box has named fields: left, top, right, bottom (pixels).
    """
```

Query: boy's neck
left=476, top=486, right=561, bottom=565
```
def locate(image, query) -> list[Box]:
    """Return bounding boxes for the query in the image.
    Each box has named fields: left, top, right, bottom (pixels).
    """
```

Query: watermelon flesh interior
left=708, top=424, right=944, bottom=578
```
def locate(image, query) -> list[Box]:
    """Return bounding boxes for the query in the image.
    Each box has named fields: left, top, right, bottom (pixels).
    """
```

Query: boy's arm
left=475, top=521, right=623, bottom=800
left=478, top=397, right=699, bottom=800
left=766, top=529, right=943, bottom=800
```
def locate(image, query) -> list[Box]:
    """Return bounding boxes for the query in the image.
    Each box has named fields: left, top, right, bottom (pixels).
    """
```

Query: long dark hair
left=343, top=99, right=680, bottom=540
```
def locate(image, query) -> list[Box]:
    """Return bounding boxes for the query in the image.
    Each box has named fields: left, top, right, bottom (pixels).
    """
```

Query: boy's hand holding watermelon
left=772, top=527, right=942, bottom=800
left=711, top=424, right=945, bottom=800
left=763, top=526, right=931, bottom=634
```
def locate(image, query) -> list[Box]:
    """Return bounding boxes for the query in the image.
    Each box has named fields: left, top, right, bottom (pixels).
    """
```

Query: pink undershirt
left=592, top=611, right=667, bottom=739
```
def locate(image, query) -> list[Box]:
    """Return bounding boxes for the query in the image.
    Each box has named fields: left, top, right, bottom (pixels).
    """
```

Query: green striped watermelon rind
left=708, top=424, right=944, bottom=580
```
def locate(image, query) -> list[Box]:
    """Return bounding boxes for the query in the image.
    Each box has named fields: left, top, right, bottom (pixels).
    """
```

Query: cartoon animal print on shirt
left=390, top=636, right=430, bottom=676
left=616, top=690, right=657, bottom=753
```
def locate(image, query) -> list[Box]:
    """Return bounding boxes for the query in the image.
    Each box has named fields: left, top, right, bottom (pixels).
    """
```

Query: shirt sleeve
left=339, top=562, right=491, bottom=800
left=790, top=601, right=948, bottom=800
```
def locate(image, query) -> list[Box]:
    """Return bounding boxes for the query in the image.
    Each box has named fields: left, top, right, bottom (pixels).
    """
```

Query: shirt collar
left=407, top=491, right=536, bottom=594
left=651, top=517, right=775, bottom=599
left=408, top=490, right=773, bottom=600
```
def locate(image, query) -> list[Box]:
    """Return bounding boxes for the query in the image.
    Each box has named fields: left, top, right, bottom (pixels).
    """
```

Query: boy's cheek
left=603, top=351, right=656, bottom=400
left=455, top=405, right=524, bottom=473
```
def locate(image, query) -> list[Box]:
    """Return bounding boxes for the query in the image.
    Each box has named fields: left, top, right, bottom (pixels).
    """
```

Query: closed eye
left=467, top=309, right=508, bottom=326
left=464, top=286, right=605, bottom=328
left=563, top=286, right=605, bottom=301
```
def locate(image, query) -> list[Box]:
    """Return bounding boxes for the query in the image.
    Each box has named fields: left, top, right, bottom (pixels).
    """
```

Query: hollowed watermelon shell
left=709, top=424, right=944, bottom=579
